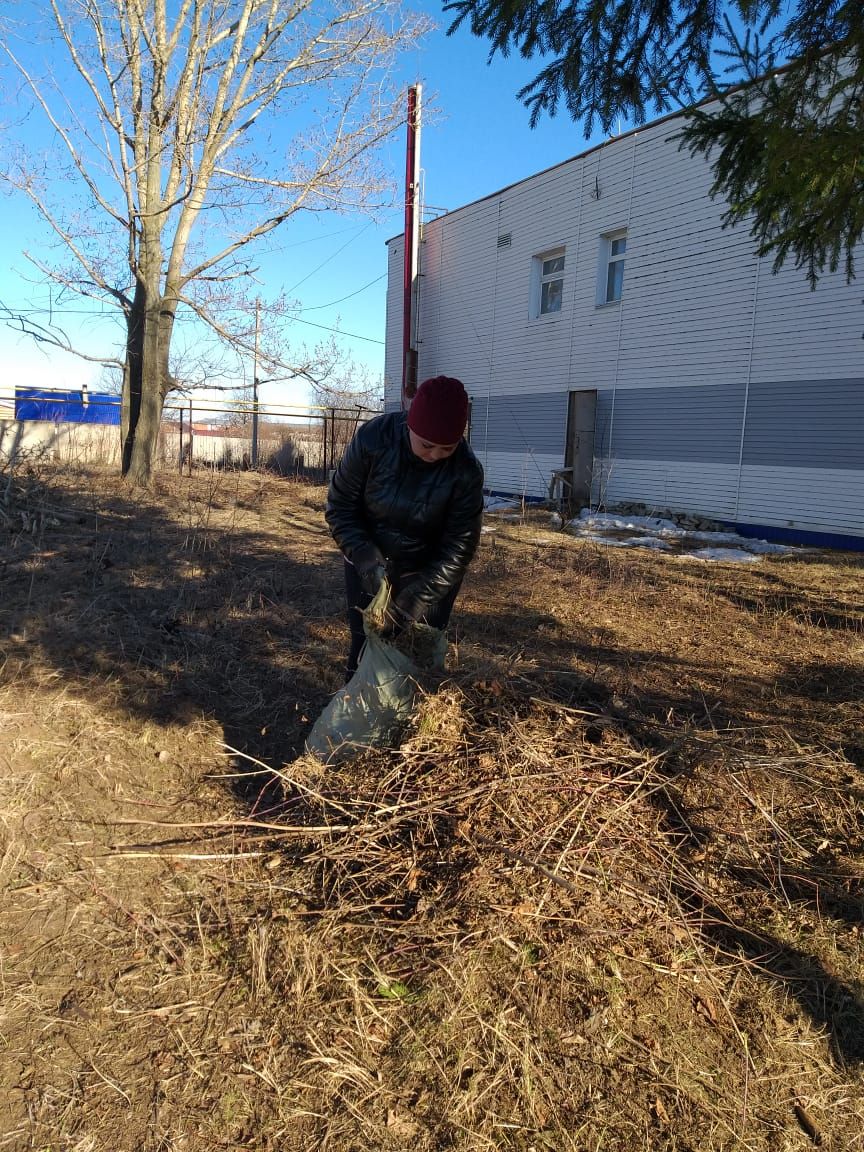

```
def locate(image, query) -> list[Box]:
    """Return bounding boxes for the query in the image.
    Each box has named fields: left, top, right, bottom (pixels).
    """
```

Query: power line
left=284, top=222, right=373, bottom=295
left=288, top=314, right=384, bottom=344
left=3, top=299, right=384, bottom=345
left=298, top=272, right=386, bottom=311
left=2, top=304, right=118, bottom=318
left=271, top=222, right=379, bottom=250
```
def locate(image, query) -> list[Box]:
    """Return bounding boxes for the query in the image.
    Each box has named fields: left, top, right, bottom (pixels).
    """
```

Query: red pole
left=402, top=84, right=421, bottom=409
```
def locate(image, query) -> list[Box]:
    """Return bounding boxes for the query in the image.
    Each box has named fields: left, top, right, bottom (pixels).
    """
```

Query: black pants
left=343, top=559, right=461, bottom=676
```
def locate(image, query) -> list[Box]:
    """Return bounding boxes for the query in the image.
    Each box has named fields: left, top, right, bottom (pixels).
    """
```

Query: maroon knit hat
left=407, top=376, right=469, bottom=445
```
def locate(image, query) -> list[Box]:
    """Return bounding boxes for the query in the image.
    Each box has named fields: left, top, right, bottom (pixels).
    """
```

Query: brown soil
left=1, top=462, right=862, bottom=1151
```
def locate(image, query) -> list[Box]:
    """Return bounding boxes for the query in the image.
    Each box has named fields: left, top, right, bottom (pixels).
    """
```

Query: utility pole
left=251, top=298, right=260, bottom=469
left=402, top=84, right=422, bottom=409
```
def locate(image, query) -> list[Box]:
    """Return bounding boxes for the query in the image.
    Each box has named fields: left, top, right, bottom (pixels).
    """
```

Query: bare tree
left=307, top=344, right=382, bottom=411
left=1, top=0, right=425, bottom=485
left=303, top=351, right=382, bottom=467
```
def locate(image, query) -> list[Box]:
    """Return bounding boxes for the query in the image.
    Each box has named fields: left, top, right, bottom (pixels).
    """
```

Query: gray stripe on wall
left=742, top=378, right=864, bottom=470
left=597, top=383, right=746, bottom=464
left=469, top=391, right=569, bottom=454
left=470, top=377, right=863, bottom=471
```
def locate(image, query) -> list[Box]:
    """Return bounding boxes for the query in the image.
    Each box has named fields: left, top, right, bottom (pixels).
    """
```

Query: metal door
left=564, top=390, right=597, bottom=510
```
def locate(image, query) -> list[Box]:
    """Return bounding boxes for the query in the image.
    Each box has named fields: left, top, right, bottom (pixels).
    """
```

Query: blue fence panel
left=14, top=389, right=121, bottom=426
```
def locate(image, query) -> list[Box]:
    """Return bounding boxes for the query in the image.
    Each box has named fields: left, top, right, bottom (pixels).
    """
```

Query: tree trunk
left=120, top=277, right=177, bottom=487
left=121, top=282, right=144, bottom=479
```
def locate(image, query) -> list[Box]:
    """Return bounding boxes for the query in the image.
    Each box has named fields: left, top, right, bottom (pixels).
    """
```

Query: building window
left=530, top=248, right=565, bottom=319
left=539, top=251, right=565, bottom=314
left=599, top=230, right=627, bottom=304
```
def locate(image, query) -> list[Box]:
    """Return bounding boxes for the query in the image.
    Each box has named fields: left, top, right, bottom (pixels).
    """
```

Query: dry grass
left=0, top=460, right=862, bottom=1151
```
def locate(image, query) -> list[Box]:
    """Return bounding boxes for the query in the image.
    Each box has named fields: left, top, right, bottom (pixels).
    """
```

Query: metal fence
left=0, top=389, right=376, bottom=480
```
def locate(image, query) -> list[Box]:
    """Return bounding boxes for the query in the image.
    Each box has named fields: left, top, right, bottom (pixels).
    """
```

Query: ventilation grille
left=497, top=233, right=512, bottom=249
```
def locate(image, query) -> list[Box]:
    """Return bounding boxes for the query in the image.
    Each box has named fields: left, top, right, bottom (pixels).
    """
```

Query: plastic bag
left=306, top=581, right=447, bottom=764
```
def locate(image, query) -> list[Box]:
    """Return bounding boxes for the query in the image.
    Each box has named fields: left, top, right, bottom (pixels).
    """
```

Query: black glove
left=352, top=542, right=386, bottom=596
left=380, top=583, right=427, bottom=639
left=392, top=584, right=426, bottom=624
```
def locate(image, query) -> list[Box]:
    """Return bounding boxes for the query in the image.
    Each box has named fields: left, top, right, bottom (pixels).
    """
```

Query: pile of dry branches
left=103, top=680, right=864, bottom=1150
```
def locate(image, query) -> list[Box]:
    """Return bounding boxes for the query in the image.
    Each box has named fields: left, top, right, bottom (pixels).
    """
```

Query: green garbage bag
left=306, top=580, right=447, bottom=764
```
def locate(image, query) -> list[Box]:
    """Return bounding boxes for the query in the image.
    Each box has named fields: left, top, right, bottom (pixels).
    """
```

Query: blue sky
left=0, top=2, right=609, bottom=411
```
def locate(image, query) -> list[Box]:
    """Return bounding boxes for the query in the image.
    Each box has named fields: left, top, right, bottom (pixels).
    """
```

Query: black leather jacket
left=325, top=411, right=484, bottom=605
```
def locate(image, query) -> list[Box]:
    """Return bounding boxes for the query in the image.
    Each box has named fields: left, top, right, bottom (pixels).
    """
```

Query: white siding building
left=384, top=109, right=864, bottom=549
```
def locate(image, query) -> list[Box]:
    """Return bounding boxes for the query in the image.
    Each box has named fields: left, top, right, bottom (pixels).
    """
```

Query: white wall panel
left=478, top=450, right=562, bottom=500
left=750, top=266, right=864, bottom=382
left=593, top=459, right=741, bottom=519
left=737, top=466, right=864, bottom=537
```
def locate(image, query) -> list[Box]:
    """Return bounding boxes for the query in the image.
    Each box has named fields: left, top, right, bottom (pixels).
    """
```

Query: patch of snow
left=737, top=538, right=800, bottom=555
left=686, top=530, right=754, bottom=545
left=683, top=530, right=795, bottom=554
left=579, top=534, right=674, bottom=550
left=488, top=500, right=806, bottom=563
left=682, top=548, right=762, bottom=563
left=569, top=511, right=685, bottom=538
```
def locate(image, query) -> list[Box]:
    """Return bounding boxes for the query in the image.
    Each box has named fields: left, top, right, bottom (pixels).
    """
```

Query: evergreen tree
left=446, top=0, right=864, bottom=285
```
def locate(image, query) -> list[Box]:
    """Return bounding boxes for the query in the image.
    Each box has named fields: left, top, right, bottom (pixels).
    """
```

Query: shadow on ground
left=1, top=468, right=344, bottom=814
